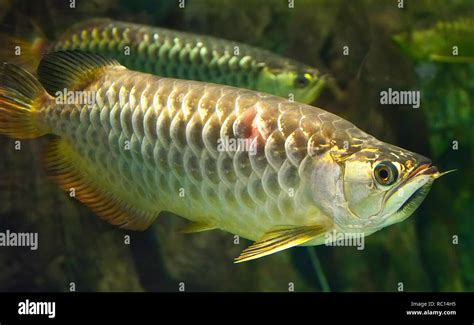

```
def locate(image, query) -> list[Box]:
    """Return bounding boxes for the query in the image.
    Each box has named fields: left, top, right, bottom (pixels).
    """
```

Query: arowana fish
left=0, top=51, right=450, bottom=262
left=1, top=18, right=325, bottom=104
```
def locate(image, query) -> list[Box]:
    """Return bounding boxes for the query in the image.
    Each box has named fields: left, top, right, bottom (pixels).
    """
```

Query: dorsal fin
left=37, top=50, right=123, bottom=95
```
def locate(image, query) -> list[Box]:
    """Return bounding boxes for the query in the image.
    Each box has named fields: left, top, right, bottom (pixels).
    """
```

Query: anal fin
left=234, top=225, right=328, bottom=263
left=43, top=137, right=157, bottom=231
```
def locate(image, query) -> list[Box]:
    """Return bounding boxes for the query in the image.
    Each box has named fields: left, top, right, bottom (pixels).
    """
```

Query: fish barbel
left=1, top=18, right=326, bottom=103
left=0, top=51, right=448, bottom=262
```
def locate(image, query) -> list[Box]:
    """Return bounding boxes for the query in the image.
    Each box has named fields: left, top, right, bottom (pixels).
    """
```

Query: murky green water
left=0, top=0, right=472, bottom=292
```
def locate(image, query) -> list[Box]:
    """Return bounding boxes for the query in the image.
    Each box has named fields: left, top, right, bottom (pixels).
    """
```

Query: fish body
left=0, top=51, right=446, bottom=262
left=1, top=18, right=326, bottom=103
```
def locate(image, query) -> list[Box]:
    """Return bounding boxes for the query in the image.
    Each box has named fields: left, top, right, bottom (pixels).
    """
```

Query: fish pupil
left=294, top=74, right=309, bottom=88
left=379, top=168, right=389, bottom=181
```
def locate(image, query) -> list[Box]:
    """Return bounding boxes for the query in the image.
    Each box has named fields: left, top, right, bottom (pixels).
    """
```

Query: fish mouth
left=308, top=73, right=328, bottom=95
left=381, top=162, right=454, bottom=227
left=388, top=162, right=437, bottom=217
left=396, top=183, right=431, bottom=214
left=382, top=162, right=436, bottom=216
left=392, top=162, right=437, bottom=192
left=411, top=162, right=438, bottom=177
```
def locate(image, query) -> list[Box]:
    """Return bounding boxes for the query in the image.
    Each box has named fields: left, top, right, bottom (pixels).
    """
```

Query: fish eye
left=294, top=73, right=312, bottom=88
left=374, top=161, right=398, bottom=186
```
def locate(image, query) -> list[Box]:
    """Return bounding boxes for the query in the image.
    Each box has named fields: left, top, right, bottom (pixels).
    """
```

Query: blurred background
left=0, top=0, right=472, bottom=292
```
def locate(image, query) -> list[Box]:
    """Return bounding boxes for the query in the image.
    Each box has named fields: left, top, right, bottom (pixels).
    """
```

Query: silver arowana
left=0, top=51, right=450, bottom=262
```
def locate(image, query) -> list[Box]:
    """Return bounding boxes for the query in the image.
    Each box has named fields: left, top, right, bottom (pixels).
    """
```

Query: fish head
left=257, top=64, right=326, bottom=103
left=329, top=141, right=450, bottom=232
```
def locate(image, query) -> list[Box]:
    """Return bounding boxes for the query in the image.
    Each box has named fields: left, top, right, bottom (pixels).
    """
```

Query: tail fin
left=0, top=24, right=47, bottom=73
left=0, top=63, right=47, bottom=139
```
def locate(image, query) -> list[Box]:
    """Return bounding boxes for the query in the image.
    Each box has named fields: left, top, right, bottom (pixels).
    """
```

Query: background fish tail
left=0, top=63, right=47, bottom=138
left=0, top=23, right=47, bottom=73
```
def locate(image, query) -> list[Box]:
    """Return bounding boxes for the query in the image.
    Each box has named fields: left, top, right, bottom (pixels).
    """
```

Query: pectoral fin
left=234, top=225, right=328, bottom=263
left=179, top=221, right=217, bottom=234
